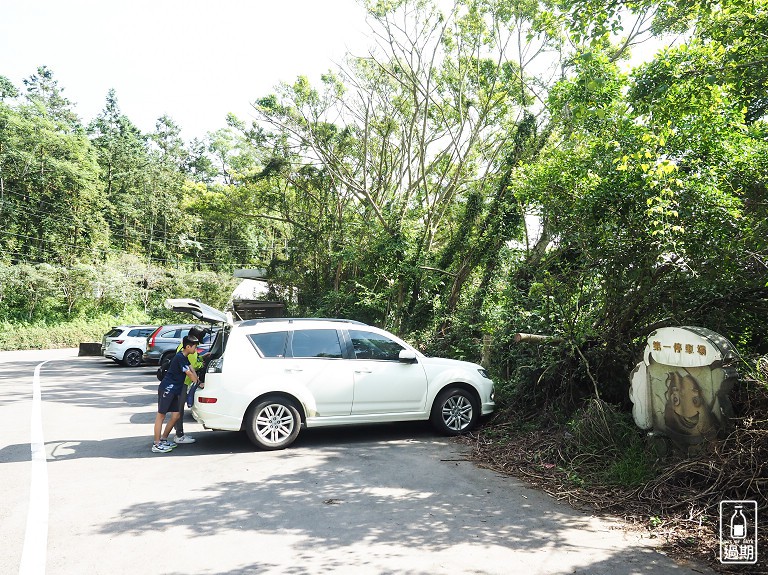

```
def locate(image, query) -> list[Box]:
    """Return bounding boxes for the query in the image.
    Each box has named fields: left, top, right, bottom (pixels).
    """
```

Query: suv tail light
left=147, top=327, right=162, bottom=350
left=207, top=357, right=224, bottom=373
left=198, top=397, right=218, bottom=404
left=114, top=340, right=124, bottom=344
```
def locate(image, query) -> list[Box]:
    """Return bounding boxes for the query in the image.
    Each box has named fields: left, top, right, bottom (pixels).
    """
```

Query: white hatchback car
left=166, top=299, right=495, bottom=450
left=102, top=325, right=157, bottom=367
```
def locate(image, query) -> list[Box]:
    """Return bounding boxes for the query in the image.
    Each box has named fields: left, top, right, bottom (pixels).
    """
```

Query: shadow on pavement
left=0, top=420, right=442, bottom=462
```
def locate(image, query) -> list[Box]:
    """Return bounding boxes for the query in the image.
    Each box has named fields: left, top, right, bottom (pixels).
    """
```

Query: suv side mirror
left=398, top=350, right=418, bottom=363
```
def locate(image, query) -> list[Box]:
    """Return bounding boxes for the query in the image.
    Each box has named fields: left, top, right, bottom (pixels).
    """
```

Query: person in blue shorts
left=171, top=325, right=207, bottom=444
left=152, top=335, right=200, bottom=453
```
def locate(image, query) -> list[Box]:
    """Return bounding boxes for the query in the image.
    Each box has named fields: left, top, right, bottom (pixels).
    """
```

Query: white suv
left=102, top=325, right=157, bottom=367
left=166, top=299, right=495, bottom=450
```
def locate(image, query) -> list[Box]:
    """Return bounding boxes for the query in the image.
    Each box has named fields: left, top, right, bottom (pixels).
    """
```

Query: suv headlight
left=477, top=368, right=490, bottom=379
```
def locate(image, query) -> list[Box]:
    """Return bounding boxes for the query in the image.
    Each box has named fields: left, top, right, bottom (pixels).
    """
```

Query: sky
left=0, top=0, right=370, bottom=139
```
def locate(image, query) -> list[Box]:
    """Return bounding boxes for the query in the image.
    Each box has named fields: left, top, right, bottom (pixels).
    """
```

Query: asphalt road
left=0, top=349, right=715, bottom=575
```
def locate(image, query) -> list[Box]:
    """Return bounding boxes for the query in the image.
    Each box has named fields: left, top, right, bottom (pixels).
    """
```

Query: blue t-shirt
left=159, top=351, right=191, bottom=395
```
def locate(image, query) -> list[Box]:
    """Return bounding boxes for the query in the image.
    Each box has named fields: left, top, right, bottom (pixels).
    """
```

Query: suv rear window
left=290, top=329, right=343, bottom=358
left=248, top=331, right=288, bottom=358
left=106, top=328, right=124, bottom=338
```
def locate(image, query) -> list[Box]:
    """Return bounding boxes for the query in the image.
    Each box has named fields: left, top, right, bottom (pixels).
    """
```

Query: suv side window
left=161, top=329, right=178, bottom=338
left=349, top=330, right=405, bottom=361
left=290, top=329, right=343, bottom=358
left=128, top=328, right=154, bottom=338
left=248, top=331, right=288, bottom=358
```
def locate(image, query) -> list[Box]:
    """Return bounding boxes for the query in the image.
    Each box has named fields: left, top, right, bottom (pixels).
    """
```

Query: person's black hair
left=183, top=335, right=199, bottom=348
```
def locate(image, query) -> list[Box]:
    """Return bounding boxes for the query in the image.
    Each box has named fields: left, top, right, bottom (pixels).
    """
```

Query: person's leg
left=154, top=412, right=166, bottom=444
left=160, top=392, right=181, bottom=441
left=154, top=388, right=168, bottom=444
left=163, top=411, right=180, bottom=440
left=174, top=385, right=187, bottom=437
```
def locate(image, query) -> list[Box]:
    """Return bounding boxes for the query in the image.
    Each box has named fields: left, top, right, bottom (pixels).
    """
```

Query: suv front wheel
left=245, top=398, right=301, bottom=450
left=430, top=387, right=479, bottom=435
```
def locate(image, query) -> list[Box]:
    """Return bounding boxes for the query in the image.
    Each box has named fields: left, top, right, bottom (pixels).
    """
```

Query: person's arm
left=183, top=364, right=199, bottom=384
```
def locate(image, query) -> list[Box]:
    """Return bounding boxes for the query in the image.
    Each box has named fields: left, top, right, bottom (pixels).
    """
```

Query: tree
left=0, top=76, right=18, bottom=101
left=491, top=0, right=768, bottom=404
left=145, top=115, right=191, bottom=265
left=250, top=0, right=563, bottom=331
left=0, top=68, right=108, bottom=265
left=23, top=65, right=81, bottom=130
left=57, top=263, right=98, bottom=316
left=89, top=89, right=151, bottom=255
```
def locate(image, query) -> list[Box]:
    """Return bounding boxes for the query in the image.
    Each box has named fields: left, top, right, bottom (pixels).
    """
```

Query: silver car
left=142, top=324, right=197, bottom=368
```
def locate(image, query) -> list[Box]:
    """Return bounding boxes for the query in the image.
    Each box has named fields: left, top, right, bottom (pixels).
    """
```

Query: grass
left=561, top=399, right=659, bottom=488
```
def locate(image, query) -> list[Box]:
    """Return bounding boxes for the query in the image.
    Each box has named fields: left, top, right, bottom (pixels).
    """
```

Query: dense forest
left=2, top=0, right=767, bottom=565
left=2, top=0, right=765, bottom=397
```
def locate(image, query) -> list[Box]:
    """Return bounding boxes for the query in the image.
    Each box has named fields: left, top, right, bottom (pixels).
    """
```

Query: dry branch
left=513, top=332, right=556, bottom=343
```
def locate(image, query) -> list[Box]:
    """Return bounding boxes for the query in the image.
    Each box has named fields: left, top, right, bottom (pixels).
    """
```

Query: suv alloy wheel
left=122, top=349, right=143, bottom=367
left=245, top=397, right=301, bottom=450
left=430, top=387, right=479, bottom=435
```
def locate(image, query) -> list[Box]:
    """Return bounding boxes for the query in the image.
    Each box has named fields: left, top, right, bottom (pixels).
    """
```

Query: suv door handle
left=354, top=369, right=372, bottom=374
left=285, top=368, right=304, bottom=373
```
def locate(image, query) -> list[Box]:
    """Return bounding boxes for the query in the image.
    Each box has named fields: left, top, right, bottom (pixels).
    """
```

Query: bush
left=560, top=399, right=659, bottom=487
left=0, top=258, right=241, bottom=351
left=0, top=311, right=152, bottom=351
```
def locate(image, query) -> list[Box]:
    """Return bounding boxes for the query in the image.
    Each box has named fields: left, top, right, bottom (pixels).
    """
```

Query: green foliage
left=0, top=1, right=766, bottom=441
left=0, top=88, right=109, bottom=265
left=0, top=256, right=238, bottom=350
left=0, top=311, right=151, bottom=351
left=561, top=399, right=659, bottom=487
left=483, top=0, right=768, bottom=408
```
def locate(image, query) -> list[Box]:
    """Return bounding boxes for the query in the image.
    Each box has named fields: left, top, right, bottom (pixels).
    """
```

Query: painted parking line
left=19, top=361, right=49, bottom=575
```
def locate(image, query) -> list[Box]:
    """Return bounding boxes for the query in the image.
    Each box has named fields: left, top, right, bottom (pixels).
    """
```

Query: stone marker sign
left=629, top=326, right=738, bottom=449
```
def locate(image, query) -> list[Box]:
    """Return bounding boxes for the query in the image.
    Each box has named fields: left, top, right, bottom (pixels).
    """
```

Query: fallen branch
left=514, top=333, right=562, bottom=344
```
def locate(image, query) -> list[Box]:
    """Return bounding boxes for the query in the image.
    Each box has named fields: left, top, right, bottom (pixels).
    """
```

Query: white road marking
left=19, top=361, right=49, bottom=575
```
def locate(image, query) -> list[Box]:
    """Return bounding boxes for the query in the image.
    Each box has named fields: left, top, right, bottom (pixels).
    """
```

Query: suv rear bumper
left=191, top=406, right=242, bottom=432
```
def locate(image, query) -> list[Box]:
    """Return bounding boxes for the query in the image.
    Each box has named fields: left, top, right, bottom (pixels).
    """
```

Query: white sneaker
left=173, top=434, right=196, bottom=444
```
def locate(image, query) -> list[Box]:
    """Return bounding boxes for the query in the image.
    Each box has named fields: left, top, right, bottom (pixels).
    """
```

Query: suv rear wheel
left=430, top=387, right=479, bottom=435
left=122, top=349, right=143, bottom=368
left=245, top=398, right=301, bottom=450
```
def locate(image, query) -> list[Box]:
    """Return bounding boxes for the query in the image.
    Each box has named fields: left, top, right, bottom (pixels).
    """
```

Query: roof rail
left=238, top=318, right=369, bottom=328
